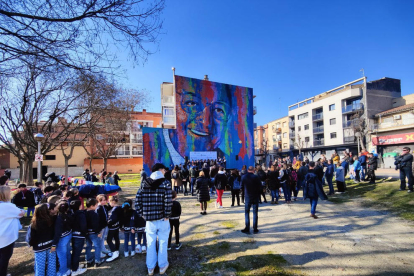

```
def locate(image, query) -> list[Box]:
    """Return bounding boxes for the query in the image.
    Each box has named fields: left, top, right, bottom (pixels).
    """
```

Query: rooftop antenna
left=360, top=68, right=365, bottom=77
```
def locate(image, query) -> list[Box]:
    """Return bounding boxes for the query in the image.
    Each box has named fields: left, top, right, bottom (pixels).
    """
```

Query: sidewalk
left=375, top=168, right=400, bottom=179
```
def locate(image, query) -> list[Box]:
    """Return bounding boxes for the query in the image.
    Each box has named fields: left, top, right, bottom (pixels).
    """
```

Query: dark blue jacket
left=72, top=210, right=87, bottom=239
left=358, top=155, right=367, bottom=166
left=303, top=170, right=328, bottom=200
left=107, top=206, right=123, bottom=231
left=52, top=213, right=73, bottom=246
left=96, top=204, right=108, bottom=230
left=325, top=164, right=334, bottom=177
left=86, top=210, right=101, bottom=235
left=241, top=172, right=262, bottom=203
left=341, top=160, right=349, bottom=176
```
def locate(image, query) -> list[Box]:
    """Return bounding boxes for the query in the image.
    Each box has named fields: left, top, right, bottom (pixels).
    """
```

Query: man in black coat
left=241, top=166, right=262, bottom=234
left=367, top=153, right=378, bottom=184
left=395, top=147, right=413, bottom=192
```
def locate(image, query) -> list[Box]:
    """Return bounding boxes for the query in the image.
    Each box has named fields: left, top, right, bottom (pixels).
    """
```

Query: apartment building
left=267, top=116, right=290, bottom=156
left=288, top=77, right=401, bottom=160
left=370, top=95, right=414, bottom=168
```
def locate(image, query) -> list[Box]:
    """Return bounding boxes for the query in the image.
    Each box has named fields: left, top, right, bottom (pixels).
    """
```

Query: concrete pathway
left=178, top=191, right=414, bottom=276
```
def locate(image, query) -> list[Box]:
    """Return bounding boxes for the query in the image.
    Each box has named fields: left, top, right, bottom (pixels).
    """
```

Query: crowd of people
left=1, top=147, right=414, bottom=276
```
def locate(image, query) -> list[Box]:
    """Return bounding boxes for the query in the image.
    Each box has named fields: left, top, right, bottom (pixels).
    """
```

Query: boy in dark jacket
left=33, top=182, right=44, bottom=205
left=168, top=191, right=182, bottom=250
left=96, top=194, right=111, bottom=256
left=85, top=198, right=104, bottom=267
left=13, top=183, right=36, bottom=217
left=70, top=200, right=88, bottom=275
left=304, top=162, right=328, bottom=219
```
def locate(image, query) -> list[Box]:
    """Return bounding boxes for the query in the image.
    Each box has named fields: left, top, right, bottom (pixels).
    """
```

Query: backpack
left=172, top=172, right=178, bottom=180
left=289, top=170, right=298, bottom=183
left=233, top=177, right=241, bottom=190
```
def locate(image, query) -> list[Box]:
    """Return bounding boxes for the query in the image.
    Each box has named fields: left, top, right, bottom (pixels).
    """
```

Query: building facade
left=287, top=77, right=401, bottom=160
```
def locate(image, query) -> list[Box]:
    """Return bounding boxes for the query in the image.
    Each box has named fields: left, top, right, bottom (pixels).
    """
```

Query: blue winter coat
left=325, top=164, right=334, bottom=177
left=353, top=160, right=361, bottom=171
left=303, top=171, right=328, bottom=200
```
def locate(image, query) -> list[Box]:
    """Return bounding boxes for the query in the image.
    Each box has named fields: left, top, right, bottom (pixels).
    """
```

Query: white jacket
left=0, top=202, right=22, bottom=248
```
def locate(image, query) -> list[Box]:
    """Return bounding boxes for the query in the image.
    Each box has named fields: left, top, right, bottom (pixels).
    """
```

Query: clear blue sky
left=119, top=0, right=414, bottom=126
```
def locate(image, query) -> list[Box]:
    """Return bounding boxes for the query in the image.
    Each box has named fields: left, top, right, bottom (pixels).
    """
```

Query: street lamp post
left=34, top=133, right=45, bottom=182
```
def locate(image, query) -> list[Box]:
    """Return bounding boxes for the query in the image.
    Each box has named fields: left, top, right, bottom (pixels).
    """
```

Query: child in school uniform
left=96, top=194, right=111, bottom=257
left=85, top=198, right=104, bottom=267
left=168, top=191, right=182, bottom=251
left=134, top=209, right=147, bottom=254
left=70, top=200, right=87, bottom=276
left=106, top=196, right=123, bottom=262
left=121, top=199, right=135, bottom=257
left=53, top=200, right=73, bottom=276
left=29, top=203, right=57, bottom=276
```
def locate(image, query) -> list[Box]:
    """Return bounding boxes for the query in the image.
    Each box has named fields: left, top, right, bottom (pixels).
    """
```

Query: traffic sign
left=35, top=154, right=43, bottom=161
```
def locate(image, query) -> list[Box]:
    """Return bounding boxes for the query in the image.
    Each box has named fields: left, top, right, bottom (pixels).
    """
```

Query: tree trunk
left=23, top=159, right=34, bottom=185
left=65, top=157, right=69, bottom=185
left=89, top=158, right=93, bottom=171
left=103, top=158, right=107, bottom=171
left=18, top=159, right=23, bottom=182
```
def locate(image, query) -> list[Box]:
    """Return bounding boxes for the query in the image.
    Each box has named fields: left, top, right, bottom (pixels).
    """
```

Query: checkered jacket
left=135, top=177, right=173, bottom=221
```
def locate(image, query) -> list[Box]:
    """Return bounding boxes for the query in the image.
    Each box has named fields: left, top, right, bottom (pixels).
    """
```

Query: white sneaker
left=135, top=244, right=142, bottom=253
left=142, top=245, right=147, bottom=253
left=72, top=268, right=87, bottom=276
left=215, top=202, right=218, bottom=208
left=218, top=205, right=223, bottom=209
left=124, top=251, right=129, bottom=257
left=130, top=251, right=135, bottom=256
left=106, top=251, right=119, bottom=262
left=159, top=263, right=169, bottom=274
left=65, top=269, right=71, bottom=276
left=148, top=268, right=155, bottom=276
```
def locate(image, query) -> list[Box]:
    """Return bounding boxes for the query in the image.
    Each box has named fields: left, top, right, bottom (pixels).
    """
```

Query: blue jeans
left=270, top=189, right=279, bottom=202
left=124, top=232, right=136, bottom=253
left=326, top=175, right=334, bottom=194
left=86, top=233, right=101, bottom=263
left=281, top=182, right=291, bottom=202
left=56, top=233, right=72, bottom=275
left=400, top=166, right=413, bottom=190
left=146, top=219, right=170, bottom=270
left=309, top=197, right=318, bottom=215
left=100, top=227, right=109, bottom=253
left=71, top=238, right=85, bottom=271
left=137, top=232, right=147, bottom=246
left=361, top=165, right=366, bottom=180
left=190, top=178, right=196, bottom=195
left=244, top=199, right=259, bottom=231
left=34, top=250, right=56, bottom=276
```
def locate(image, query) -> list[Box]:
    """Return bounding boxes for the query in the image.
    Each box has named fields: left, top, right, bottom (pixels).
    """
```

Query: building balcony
left=342, top=103, right=363, bottom=114
left=312, top=113, right=323, bottom=121
left=162, top=96, right=175, bottom=106
left=313, top=126, right=324, bottom=134
left=289, top=121, right=295, bottom=128
left=163, top=116, right=175, bottom=125
left=313, top=139, right=324, bottom=146
left=115, top=150, right=130, bottom=156
left=344, top=136, right=355, bottom=144
left=289, top=132, right=296, bottom=138
left=343, top=119, right=359, bottom=128
left=131, top=138, right=143, bottom=143
left=132, top=150, right=143, bottom=156
left=253, top=106, right=257, bottom=115
left=273, top=128, right=282, bottom=133
left=372, top=118, right=414, bottom=131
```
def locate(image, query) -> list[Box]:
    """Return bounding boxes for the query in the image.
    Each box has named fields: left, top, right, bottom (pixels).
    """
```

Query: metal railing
left=312, top=113, right=323, bottom=120
left=343, top=120, right=359, bottom=128
left=344, top=136, right=355, bottom=143
left=289, top=132, right=296, bottom=138
left=132, top=150, right=143, bottom=155
left=313, top=139, right=324, bottom=146
left=372, top=118, right=414, bottom=130
left=289, top=121, right=295, bottom=128
left=115, top=150, right=129, bottom=156
left=313, top=126, right=324, bottom=133
left=131, top=138, right=143, bottom=143
left=342, top=103, right=363, bottom=113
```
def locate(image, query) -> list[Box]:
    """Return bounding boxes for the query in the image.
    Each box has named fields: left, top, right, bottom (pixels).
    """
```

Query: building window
left=329, top=104, right=335, bottom=111
left=330, top=132, right=337, bottom=139
left=330, top=118, right=336, bottom=125
left=298, top=112, right=308, bottom=120
left=304, top=124, right=309, bottom=130
left=164, top=108, right=174, bottom=116
left=283, top=143, right=287, bottom=148
left=305, top=137, right=310, bottom=142
left=45, top=155, right=56, bottom=160
left=298, top=126, right=301, bottom=131
left=282, top=122, right=286, bottom=127
left=283, top=132, right=287, bottom=138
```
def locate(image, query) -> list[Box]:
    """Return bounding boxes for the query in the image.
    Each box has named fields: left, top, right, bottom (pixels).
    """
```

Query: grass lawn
left=326, top=178, right=414, bottom=221
left=74, top=174, right=141, bottom=187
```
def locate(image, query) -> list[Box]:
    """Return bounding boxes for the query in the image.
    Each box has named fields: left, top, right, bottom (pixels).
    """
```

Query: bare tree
left=0, top=64, right=119, bottom=184
left=350, top=111, right=369, bottom=151
left=292, top=133, right=304, bottom=155
left=0, top=0, right=165, bottom=76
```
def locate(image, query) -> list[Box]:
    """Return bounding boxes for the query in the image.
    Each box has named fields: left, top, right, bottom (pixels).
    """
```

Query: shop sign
left=372, top=132, right=414, bottom=146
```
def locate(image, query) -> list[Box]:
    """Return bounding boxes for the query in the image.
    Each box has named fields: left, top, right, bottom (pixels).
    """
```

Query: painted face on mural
left=175, top=81, right=232, bottom=154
